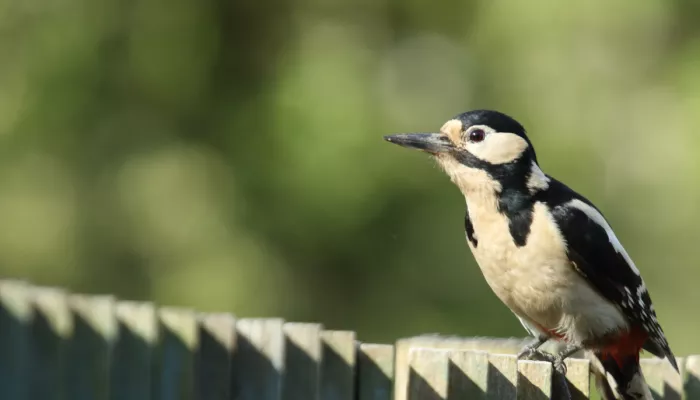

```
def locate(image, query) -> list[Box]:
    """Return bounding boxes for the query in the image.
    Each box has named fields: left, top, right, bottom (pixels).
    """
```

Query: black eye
left=468, top=129, right=485, bottom=142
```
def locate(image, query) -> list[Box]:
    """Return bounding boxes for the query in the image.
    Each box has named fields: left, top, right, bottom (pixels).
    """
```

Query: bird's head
left=384, top=109, right=542, bottom=194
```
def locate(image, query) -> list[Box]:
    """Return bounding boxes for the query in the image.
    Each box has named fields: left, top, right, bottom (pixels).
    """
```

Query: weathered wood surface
left=320, top=330, right=356, bottom=400
left=0, top=280, right=691, bottom=400
left=0, top=280, right=33, bottom=400
left=232, top=318, right=285, bottom=400
left=111, top=301, right=158, bottom=400
left=358, top=343, right=394, bottom=400
left=66, top=294, right=116, bottom=400
left=283, top=322, right=323, bottom=400
left=196, top=313, right=236, bottom=400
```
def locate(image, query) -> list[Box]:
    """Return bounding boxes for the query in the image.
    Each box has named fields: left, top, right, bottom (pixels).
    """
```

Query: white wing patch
left=527, top=162, right=550, bottom=194
left=567, top=199, right=641, bottom=276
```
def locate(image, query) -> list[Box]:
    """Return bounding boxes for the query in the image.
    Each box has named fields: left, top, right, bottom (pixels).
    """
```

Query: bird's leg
left=516, top=335, right=551, bottom=361
left=551, top=343, right=584, bottom=375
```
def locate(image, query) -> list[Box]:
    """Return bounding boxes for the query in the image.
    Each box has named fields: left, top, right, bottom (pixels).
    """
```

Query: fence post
left=447, top=349, right=488, bottom=399
left=320, top=330, right=356, bottom=400
left=406, top=347, right=449, bottom=400
left=154, top=307, right=198, bottom=399
left=30, top=287, right=73, bottom=400
left=640, top=357, right=682, bottom=400
left=282, top=322, right=323, bottom=400
left=196, top=313, right=237, bottom=400
left=517, top=360, right=552, bottom=399
left=66, top=294, right=116, bottom=400
left=110, top=301, right=158, bottom=400
left=0, top=280, right=33, bottom=400
left=357, top=343, right=394, bottom=400
left=559, top=358, right=590, bottom=400
left=232, top=318, right=285, bottom=400
left=685, top=355, right=700, bottom=398
left=487, top=353, right=518, bottom=400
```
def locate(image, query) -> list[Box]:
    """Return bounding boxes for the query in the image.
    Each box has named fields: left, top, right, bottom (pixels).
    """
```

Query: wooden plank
left=447, top=350, right=488, bottom=399
left=640, top=357, right=682, bottom=400
left=640, top=358, right=664, bottom=400
left=357, top=343, right=394, bottom=400
left=196, top=313, right=236, bottom=400
left=0, top=280, right=33, bottom=400
left=668, top=357, right=683, bottom=400
left=30, top=286, right=73, bottom=400
left=684, top=355, right=700, bottom=399
left=65, top=294, right=117, bottom=400
left=320, top=330, right=356, bottom=400
left=154, top=307, right=198, bottom=400
left=557, top=358, right=590, bottom=400
left=232, top=318, right=285, bottom=400
left=517, top=360, right=552, bottom=399
left=487, top=354, right=517, bottom=400
left=393, top=335, right=548, bottom=399
left=282, top=322, right=322, bottom=400
left=109, top=301, right=158, bottom=400
left=406, top=347, right=449, bottom=400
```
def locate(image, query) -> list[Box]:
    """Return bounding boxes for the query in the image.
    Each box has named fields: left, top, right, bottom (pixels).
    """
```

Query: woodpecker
left=384, top=109, right=677, bottom=400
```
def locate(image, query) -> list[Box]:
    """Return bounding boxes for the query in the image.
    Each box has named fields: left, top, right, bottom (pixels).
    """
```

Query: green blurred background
left=1, top=0, right=699, bottom=355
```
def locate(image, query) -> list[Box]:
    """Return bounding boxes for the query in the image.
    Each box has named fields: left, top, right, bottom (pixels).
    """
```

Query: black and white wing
left=538, top=179, right=677, bottom=370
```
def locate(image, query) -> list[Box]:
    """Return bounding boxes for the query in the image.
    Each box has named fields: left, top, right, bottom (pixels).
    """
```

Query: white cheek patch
left=567, top=199, right=642, bottom=276
left=465, top=132, right=529, bottom=164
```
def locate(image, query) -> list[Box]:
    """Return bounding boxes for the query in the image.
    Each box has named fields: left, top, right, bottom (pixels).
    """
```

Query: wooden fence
left=0, top=279, right=696, bottom=399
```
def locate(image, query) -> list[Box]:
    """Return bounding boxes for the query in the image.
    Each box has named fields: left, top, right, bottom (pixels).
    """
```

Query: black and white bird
left=384, top=110, right=677, bottom=400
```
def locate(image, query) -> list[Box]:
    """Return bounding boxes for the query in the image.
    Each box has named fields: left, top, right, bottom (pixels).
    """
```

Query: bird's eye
left=468, top=129, right=486, bottom=143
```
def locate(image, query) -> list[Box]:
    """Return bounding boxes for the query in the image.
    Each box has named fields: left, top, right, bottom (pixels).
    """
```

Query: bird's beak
left=383, top=133, right=453, bottom=154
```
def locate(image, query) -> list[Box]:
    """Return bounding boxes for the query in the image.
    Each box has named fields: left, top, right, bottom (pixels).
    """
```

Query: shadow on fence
left=0, top=279, right=694, bottom=399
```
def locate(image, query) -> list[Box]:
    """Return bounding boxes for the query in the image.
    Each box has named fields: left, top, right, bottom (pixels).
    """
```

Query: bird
left=384, top=109, right=677, bottom=400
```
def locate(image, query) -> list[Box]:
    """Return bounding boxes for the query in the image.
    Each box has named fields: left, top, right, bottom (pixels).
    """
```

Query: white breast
left=466, top=199, right=628, bottom=344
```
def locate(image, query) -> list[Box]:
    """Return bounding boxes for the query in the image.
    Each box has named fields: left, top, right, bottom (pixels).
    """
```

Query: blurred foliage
left=1, top=0, right=700, bottom=355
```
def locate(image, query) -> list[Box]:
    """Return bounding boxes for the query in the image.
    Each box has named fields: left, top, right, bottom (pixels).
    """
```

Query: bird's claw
left=519, top=348, right=556, bottom=363
left=516, top=347, right=535, bottom=360
left=517, top=348, right=568, bottom=376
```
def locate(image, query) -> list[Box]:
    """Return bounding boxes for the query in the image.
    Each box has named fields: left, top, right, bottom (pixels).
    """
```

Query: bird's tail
left=591, top=352, right=652, bottom=400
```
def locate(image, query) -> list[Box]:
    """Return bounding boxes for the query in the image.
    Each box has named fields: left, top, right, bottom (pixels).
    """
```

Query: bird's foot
left=520, top=350, right=568, bottom=374
left=518, top=347, right=570, bottom=372
left=518, top=347, right=556, bottom=363
left=516, top=336, right=549, bottom=360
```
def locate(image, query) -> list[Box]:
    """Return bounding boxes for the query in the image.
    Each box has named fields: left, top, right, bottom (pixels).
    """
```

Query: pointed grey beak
left=383, top=133, right=453, bottom=154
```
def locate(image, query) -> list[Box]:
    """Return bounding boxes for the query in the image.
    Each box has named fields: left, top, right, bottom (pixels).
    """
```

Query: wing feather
left=536, top=178, right=677, bottom=369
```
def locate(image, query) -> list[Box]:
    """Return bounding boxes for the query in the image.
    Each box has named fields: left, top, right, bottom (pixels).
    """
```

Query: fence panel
left=0, top=280, right=692, bottom=400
